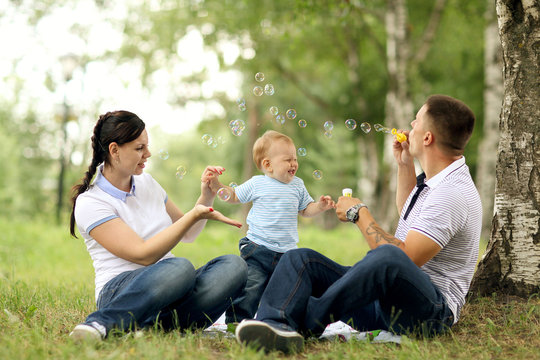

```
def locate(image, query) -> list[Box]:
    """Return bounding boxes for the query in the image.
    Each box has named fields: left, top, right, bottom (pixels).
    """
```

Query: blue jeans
left=85, top=255, right=247, bottom=335
left=256, top=245, right=454, bottom=336
left=225, top=238, right=284, bottom=323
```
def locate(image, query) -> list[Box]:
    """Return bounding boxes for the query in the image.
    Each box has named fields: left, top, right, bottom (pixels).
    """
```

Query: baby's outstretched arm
left=300, top=195, right=336, bottom=217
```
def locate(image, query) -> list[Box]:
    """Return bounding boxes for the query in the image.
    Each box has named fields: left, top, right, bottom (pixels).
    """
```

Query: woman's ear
left=109, top=142, right=119, bottom=161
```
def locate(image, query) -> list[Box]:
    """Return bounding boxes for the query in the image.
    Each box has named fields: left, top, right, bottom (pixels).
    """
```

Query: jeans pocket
left=239, top=238, right=258, bottom=260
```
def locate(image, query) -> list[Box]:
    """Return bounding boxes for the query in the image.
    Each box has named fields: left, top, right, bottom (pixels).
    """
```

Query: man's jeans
left=256, top=245, right=454, bottom=336
left=85, top=255, right=247, bottom=334
left=225, top=237, right=284, bottom=323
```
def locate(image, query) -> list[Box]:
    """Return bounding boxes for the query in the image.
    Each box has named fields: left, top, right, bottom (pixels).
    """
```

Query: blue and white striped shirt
left=236, top=175, right=314, bottom=252
left=394, top=157, right=482, bottom=323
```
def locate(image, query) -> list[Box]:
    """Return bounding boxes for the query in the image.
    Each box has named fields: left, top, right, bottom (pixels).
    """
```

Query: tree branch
left=412, top=0, right=447, bottom=64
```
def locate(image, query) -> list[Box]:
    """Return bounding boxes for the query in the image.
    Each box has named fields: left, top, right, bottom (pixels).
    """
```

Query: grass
left=1, top=218, right=539, bottom=359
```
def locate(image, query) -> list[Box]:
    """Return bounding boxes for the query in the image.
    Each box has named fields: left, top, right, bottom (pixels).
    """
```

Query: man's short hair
left=425, top=94, right=475, bottom=156
left=253, top=130, right=294, bottom=170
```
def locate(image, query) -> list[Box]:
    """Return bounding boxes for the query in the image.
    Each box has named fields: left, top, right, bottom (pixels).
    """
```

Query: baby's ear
left=261, top=158, right=272, bottom=172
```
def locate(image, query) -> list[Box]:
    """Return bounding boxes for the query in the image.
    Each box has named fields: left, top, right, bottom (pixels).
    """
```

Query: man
left=235, top=95, right=482, bottom=353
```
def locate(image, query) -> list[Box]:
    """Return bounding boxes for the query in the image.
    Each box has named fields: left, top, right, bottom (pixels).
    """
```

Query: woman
left=68, top=110, right=247, bottom=341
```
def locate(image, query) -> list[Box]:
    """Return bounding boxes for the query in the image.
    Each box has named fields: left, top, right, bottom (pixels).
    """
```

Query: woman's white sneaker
left=235, top=320, right=304, bottom=353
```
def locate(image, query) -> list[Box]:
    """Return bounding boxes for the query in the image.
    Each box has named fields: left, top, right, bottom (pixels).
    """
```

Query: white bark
left=471, top=0, right=540, bottom=297
left=476, top=0, right=502, bottom=239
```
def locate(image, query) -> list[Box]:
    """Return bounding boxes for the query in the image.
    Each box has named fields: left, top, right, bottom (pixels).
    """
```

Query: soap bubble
left=345, top=119, right=357, bottom=130
left=374, top=123, right=384, bottom=132
left=324, top=121, right=334, bottom=131
left=236, top=98, right=246, bottom=105
left=238, top=103, right=247, bottom=111
left=202, top=134, right=212, bottom=144
left=269, top=106, right=279, bottom=116
left=253, top=86, right=264, bottom=96
left=381, top=126, right=392, bottom=134
left=264, top=84, right=275, bottom=95
left=229, top=119, right=246, bottom=136
left=324, top=131, right=333, bottom=139
left=175, top=166, right=186, bottom=180
left=229, top=182, right=238, bottom=188
left=286, top=109, right=297, bottom=120
left=276, top=114, right=285, bottom=125
left=312, top=170, right=323, bottom=180
left=298, top=119, right=307, bottom=128
left=255, top=72, right=265, bottom=82
left=158, top=149, right=169, bottom=160
left=360, top=122, right=372, bottom=133
left=217, top=187, right=231, bottom=201
left=297, top=148, right=307, bottom=157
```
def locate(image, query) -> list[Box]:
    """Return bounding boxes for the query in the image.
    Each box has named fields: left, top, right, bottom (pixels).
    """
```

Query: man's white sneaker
left=69, top=323, right=105, bottom=342
left=235, top=320, right=304, bottom=353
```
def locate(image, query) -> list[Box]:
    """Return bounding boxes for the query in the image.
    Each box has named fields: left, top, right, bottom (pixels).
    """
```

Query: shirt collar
left=425, top=156, right=466, bottom=189
left=95, top=164, right=136, bottom=202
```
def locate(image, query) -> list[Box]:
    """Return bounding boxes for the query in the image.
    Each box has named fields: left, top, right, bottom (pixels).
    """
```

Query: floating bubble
left=269, top=106, right=279, bottom=116
left=360, top=122, right=371, bottom=133
left=231, top=127, right=244, bottom=136
left=253, top=86, right=264, bottom=96
left=236, top=98, right=246, bottom=105
left=381, top=126, right=392, bottom=134
left=313, top=170, right=323, bottom=180
left=202, top=133, right=212, bottom=144
left=158, top=149, right=169, bottom=160
left=286, top=109, right=297, bottom=120
left=276, top=114, right=285, bottom=125
left=264, top=84, right=275, bottom=96
left=209, top=138, right=219, bottom=148
left=255, top=72, right=265, bottom=82
left=229, top=182, right=238, bottom=188
left=238, top=103, right=247, bottom=111
left=374, top=123, right=384, bottom=132
left=298, top=119, right=307, bottom=128
left=217, top=187, right=231, bottom=201
left=324, top=121, right=334, bottom=131
left=175, top=166, right=187, bottom=180
left=297, top=147, right=307, bottom=157
left=345, top=119, right=357, bottom=130
left=324, top=131, right=333, bottom=139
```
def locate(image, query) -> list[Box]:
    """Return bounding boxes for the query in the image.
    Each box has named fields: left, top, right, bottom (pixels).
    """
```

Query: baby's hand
left=201, top=166, right=225, bottom=193
left=318, top=195, right=336, bottom=211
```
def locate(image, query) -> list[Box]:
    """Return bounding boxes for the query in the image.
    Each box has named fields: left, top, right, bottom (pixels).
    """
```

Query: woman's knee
left=157, top=258, right=196, bottom=287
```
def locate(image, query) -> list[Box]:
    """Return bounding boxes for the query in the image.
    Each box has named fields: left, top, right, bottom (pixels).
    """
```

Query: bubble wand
left=391, top=128, right=407, bottom=143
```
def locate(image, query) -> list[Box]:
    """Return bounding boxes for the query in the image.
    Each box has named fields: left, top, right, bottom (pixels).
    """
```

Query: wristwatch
left=346, top=203, right=368, bottom=223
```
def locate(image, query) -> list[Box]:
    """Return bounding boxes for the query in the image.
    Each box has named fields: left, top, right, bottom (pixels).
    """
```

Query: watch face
left=346, top=206, right=358, bottom=222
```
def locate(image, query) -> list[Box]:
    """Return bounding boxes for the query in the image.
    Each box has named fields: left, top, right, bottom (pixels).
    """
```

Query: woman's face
left=115, top=129, right=151, bottom=176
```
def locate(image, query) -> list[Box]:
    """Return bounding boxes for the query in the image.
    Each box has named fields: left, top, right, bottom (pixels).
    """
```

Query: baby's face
left=264, top=140, right=298, bottom=184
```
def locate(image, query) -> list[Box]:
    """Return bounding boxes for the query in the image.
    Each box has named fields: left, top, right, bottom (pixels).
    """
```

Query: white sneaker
left=69, top=323, right=104, bottom=342
left=235, top=320, right=303, bottom=353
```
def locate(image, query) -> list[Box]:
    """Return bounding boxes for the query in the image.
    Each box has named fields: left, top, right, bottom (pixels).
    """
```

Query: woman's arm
left=90, top=204, right=241, bottom=266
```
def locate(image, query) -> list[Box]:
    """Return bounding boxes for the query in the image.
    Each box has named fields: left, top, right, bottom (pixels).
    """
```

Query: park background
left=1, top=0, right=539, bottom=359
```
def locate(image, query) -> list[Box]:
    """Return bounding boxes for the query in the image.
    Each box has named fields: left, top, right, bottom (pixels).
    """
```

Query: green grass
left=1, top=218, right=538, bottom=359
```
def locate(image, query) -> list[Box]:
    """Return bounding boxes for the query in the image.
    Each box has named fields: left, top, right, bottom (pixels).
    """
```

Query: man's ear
left=423, top=131, right=434, bottom=146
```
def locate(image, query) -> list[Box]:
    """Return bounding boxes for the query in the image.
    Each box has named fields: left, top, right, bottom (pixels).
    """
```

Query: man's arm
left=336, top=196, right=441, bottom=267
left=392, top=132, right=417, bottom=214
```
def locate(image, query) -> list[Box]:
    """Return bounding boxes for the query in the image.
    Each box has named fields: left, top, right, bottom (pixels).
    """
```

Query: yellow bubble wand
left=391, top=128, right=407, bottom=143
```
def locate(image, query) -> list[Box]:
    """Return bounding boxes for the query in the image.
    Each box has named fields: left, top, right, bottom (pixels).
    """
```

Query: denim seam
left=278, top=256, right=346, bottom=320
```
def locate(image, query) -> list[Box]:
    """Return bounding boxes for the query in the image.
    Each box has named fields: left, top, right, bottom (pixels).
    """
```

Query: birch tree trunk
left=469, top=0, right=540, bottom=298
left=476, top=0, right=503, bottom=240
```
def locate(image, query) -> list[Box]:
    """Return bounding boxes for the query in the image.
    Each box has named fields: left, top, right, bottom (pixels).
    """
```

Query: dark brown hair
left=424, top=94, right=475, bottom=156
left=69, top=111, right=145, bottom=237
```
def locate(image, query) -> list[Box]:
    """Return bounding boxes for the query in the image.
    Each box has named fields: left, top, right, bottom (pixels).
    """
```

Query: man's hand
left=392, top=130, right=413, bottom=166
left=336, top=196, right=362, bottom=222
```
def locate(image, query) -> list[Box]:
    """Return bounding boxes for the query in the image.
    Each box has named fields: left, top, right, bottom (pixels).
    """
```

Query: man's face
left=408, top=104, right=429, bottom=157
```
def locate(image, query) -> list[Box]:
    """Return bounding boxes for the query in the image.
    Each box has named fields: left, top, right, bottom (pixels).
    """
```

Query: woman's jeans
left=225, top=237, right=284, bottom=323
left=85, top=255, right=247, bottom=335
left=256, top=245, right=454, bottom=336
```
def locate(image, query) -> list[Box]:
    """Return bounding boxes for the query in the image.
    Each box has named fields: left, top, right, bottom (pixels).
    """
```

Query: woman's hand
left=191, top=204, right=242, bottom=228
left=200, top=166, right=225, bottom=198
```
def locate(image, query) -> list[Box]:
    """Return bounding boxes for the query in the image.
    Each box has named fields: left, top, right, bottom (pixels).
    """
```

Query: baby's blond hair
left=253, top=130, right=294, bottom=170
